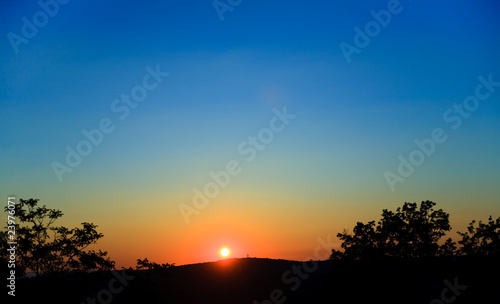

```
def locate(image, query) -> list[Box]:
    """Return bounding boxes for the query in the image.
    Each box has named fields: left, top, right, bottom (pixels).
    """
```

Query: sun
left=220, top=248, right=230, bottom=257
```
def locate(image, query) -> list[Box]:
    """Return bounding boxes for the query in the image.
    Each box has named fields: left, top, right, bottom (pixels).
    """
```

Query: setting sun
left=220, top=248, right=230, bottom=257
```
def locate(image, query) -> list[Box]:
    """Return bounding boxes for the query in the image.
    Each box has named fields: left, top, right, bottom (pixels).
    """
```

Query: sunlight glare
left=220, top=248, right=230, bottom=257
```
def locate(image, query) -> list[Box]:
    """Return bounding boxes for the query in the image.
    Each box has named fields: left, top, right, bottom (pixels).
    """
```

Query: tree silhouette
left=334, top=201, right=451, bottom=260
left=437, top=237, right=457, bottom=257
left=336, top=221, right=381, bottom=260
left=136, top=258, right=174, bottom=270
left=1, top=198, right=114, bottom=277
left=458, top=215, right=500, bottom=256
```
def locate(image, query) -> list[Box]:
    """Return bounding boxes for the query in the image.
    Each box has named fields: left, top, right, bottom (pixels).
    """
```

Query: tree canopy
left=458, top=216, right=500, bottom=256
left=332, top=200, right=499, bottom=260
left=1, top=198, right=114, bottom=277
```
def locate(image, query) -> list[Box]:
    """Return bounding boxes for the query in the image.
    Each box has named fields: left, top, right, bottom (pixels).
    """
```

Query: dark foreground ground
left=11, top=255, right=500, bottom=303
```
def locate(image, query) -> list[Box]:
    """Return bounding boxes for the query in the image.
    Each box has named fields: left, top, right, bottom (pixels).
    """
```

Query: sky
left=1, top=0, right=499, bottom=267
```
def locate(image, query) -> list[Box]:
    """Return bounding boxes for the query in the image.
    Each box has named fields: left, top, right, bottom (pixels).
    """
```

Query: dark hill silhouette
left=14, top=256, right=500, bottom=303
left=15, top=258, right=333, bottom=304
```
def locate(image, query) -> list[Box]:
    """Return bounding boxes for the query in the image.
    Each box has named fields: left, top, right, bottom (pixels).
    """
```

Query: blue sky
left=1, top=0, right=499, bottom=265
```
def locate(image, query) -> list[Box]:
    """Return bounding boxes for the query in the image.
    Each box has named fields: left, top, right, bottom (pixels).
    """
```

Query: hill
left=13, top=256, right=500, bottom=303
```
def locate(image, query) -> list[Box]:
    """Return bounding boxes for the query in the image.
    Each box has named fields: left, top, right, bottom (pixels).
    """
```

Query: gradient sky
left=1, top=0, right=500, bottom=267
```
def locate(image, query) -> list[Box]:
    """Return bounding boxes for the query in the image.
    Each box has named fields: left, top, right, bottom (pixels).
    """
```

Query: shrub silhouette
left=136, top=258, right=174, bottom=270
left=1, top=198, right=114, bottom=277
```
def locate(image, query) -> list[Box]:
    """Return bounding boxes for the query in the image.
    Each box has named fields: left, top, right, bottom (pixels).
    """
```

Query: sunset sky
left=1, top=0, right=500, bottom=267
